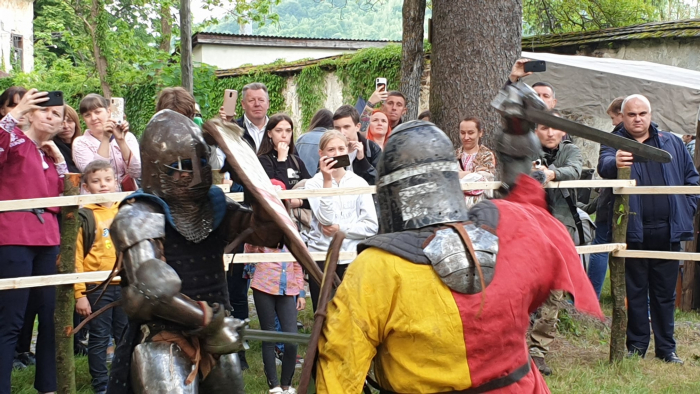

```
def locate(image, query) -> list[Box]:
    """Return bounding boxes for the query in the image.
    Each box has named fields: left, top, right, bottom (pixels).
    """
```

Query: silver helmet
left=376, top=120, right=470, bottom=234
left=140, top=109, right=214, bottom=242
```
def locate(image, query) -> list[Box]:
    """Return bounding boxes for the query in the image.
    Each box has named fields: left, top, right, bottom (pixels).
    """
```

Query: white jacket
left=305, top=171, right=378, bottom=264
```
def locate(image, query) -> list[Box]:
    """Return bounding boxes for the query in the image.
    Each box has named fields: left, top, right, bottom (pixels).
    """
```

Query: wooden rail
left=0, top=179, right=636, bottom=213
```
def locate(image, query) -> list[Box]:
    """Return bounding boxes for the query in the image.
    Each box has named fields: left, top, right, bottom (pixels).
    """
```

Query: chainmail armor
left=159, top=165, right=215, bottom=243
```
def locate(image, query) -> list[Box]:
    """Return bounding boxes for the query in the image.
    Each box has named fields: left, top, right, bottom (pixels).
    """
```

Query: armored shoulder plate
left=111, top=201, right=166, bottom=252
left=423, top=223, right=498, bottom=294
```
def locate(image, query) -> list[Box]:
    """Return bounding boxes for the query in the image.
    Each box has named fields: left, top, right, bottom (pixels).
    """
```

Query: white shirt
left=244, top=114, right=268, bottom=152
left=305, top=171, right=378, bottom=264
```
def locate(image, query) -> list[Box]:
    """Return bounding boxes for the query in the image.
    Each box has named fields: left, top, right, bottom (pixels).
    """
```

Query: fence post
left=609, top=167, right=631, bottom=363
left=56, top=173, right=80, bottom=394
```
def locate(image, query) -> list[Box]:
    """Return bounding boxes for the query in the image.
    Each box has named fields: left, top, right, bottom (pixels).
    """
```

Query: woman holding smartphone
left=304, top=130, right=378, bottom=310
left=72, top=94, right=140, bottom=188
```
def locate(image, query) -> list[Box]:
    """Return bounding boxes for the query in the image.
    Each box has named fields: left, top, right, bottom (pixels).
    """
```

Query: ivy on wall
left=0, top=44, right=403, bottom=137
left=295, top=65, right=327, bottom=130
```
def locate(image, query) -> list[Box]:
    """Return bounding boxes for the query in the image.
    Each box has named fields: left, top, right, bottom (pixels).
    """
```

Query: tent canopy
left=523, top=51, right=700, bottom=135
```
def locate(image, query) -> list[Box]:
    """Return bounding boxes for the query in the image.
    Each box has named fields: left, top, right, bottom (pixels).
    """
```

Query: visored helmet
left=376, top=120, right=469, bottom=234
left=140, top=109, right=214, bottom=242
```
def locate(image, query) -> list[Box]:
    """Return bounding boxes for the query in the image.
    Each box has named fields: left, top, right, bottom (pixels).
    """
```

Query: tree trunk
left=56, top=174, right=81, bottom=394
left=159, top=3, right=173, bottom=52
left=681, top=118, right=700, bottom=311
left=400, top=0, right=426, bottom=121
left=90, top=0, right=112, bottom=98
left=609, top=167, right=630, bottom=363
left=180, top=0, right=194, bottom=93
left=430, top=0, right=522, bottom=149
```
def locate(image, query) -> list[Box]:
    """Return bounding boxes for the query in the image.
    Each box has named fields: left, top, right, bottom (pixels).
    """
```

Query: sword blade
left=242, top=328, right=310, bottom=345
left=523, top=108, right=672, bottom=164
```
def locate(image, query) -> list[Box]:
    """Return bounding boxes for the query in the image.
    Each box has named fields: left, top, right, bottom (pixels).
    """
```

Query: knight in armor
left=315, top=83, right=604, bottom=393
left=106, top=110, right=283, bottom=394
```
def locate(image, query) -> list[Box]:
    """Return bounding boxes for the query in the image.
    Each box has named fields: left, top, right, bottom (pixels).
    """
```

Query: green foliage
left=207, top=0, right=424, bottom=40
left=329, top=44, right=402, bottom=103
left=296, top=66, right=327, bottom=130
left=523, top=0, right=660, bottom=35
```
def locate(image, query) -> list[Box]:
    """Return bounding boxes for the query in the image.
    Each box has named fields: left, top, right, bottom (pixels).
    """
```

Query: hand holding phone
left=524, top=60, right=546, bottom=73
left=330, top=154, right=351, bottom=169
left=110, top=97, right=125, bottom=125
left=37, top=91, right=64, bottom=107
left=375, top=77, right=387, bottom=92
left=223, top=89, right=238, bottom=118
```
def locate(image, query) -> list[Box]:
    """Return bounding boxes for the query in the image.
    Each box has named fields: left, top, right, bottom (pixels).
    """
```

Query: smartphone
left=375, top=77, right=387, bottom=92
left=223, top=89, right=238, bottom=117
left=524, top=60, right=546, bottom=73
left=110, top=97, right=124, bottom=125
left=331, top=154, right=351, bottom=169
left=37, top=91, right=64, bottom=107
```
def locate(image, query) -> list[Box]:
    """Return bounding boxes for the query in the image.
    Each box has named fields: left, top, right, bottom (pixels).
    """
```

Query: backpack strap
left=78, top=208, right=96, bottom=259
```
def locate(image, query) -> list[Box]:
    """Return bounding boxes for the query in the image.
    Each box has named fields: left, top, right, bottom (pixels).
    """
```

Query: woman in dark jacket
left=258, top=114, right=312, bottom=209
left=53, top=104, right=82, bottom=173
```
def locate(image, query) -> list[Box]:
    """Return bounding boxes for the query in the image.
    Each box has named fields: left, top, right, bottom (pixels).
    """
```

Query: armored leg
left=200, top=352, right=244, bottom=394
left=130, top=342, right=198, bottom=394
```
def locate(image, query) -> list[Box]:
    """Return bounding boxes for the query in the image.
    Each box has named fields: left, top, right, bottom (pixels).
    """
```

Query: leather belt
left=366, top=357, right=532, bottom=394
left=14, top=208, right=46, bottom=224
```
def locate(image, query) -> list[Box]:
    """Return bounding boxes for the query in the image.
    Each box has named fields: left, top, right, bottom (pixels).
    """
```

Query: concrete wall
left=196, top=44, right=364, bottom=69
left=0, top=0, right=34, bottom=73
left=583, top=38, right=700, bottom=72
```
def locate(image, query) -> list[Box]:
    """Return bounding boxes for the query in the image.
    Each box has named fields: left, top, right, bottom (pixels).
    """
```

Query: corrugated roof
left=195, top=31, right=398, bottom=43
left=522, top=19, right=700, bottom=49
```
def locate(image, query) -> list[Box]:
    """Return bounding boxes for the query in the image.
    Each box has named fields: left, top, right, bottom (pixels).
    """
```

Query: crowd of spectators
left=1, top=56, right=699, bottom=393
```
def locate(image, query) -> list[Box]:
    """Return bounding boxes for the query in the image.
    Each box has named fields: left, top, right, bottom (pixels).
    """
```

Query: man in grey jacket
left=527, top=110, right=583, bottom=376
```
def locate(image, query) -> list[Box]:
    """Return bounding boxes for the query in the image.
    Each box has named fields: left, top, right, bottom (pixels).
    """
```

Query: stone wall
left=0, top=0, right=34, bottom=72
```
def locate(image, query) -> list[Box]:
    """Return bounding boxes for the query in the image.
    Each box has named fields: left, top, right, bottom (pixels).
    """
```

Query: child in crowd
left=74, top=160, right=127, bottom=394
left=305, top=130, right=378, bottom=310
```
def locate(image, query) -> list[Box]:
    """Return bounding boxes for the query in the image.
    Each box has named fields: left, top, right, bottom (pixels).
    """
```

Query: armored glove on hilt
left=191, top=303, right=248, bottom=355
left=490, top=82, right=547, bottom=191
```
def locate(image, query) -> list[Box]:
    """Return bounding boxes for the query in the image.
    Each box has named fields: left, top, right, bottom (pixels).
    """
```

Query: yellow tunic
left=316, top=247, right=472, bottom=393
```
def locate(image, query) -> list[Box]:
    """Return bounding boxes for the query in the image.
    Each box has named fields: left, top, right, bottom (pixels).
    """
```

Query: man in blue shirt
left=598, top=94, right=699, bottom=365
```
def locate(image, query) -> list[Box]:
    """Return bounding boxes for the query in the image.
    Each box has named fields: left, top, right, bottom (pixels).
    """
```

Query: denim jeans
left=86, top=285, right=127, bottom=392
left=0, top=246, right=58, bottom=394
left=587, top=220, right=611, bottom=299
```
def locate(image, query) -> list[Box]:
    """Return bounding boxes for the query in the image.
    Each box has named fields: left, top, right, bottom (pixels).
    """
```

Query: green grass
left=12, top=279, right=700, bottom=393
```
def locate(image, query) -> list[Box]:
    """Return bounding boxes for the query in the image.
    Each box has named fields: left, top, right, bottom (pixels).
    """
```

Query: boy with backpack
left=74, top=160, right=127, bottom=394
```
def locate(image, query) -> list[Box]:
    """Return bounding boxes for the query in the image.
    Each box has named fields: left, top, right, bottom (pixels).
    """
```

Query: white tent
left=523, top=51, right=700, bottom=135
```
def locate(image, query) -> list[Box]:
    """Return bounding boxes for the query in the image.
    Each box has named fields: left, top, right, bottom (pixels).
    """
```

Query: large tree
left=400, top=0, right=426, bottom=121
left=430, top=0, right=522, bottom=148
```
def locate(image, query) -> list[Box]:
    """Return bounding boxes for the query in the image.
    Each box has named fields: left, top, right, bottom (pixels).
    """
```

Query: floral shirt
left=455, top=144, right=497, bottom=176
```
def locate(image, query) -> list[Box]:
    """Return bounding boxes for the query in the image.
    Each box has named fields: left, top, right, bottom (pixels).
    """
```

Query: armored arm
left=490, top=81, right=547, bottom=191
left=222, top=198, right=284, bottom=249
left=111, top=200, right=245, bottom=354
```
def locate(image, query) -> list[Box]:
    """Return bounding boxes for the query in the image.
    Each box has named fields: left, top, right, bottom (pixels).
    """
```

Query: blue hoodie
left=597, top=123, right=699, bottom=243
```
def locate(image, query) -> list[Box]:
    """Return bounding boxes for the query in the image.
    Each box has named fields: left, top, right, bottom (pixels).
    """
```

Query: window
left=11, top=34, right=23, bottom=71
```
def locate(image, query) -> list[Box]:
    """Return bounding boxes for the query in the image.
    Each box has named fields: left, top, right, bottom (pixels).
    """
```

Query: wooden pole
left=681, top=121, right=700, bottom=311
left=56, top=173, right=81, bottom=394
left=180, top=0, right=193, bottom=94
left=609, top=167, right=631, bottom=363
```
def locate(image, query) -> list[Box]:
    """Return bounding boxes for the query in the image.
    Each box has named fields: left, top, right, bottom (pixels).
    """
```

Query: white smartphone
left=375, top=77, right=387, bottom=92
left=110, top=97, right=125, bottom=125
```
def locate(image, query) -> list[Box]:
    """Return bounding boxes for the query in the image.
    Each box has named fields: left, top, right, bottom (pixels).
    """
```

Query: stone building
left=0, top=0, right=34, bottom=73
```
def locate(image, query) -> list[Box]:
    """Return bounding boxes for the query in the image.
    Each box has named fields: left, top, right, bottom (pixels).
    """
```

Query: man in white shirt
left=235, top=82, right=270, bottom=152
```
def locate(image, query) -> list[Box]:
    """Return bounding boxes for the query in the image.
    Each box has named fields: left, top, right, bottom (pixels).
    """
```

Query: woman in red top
left=0, top=89, right=66, bottom=394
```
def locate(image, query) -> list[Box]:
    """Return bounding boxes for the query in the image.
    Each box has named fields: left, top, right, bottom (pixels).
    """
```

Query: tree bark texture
left=159, top=3, right=173, bottom=52
left=430, top=0, right=522, bottom=149
left=609, top=167, right=630, bottom=363
left=681, top=120, right=700, bottom=311
left=400, top=0, right=426, bottom=121
left=56, top=173, right=81, bottom=394
left=180, top=0, right=194, bottom=94
left=87, top=0, right=113, bottom=98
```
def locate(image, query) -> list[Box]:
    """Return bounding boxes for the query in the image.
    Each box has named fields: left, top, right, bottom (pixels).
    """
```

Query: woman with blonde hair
left=53, top=105, right=82, bottom=173
left=304, top=130, right=378, bottom=310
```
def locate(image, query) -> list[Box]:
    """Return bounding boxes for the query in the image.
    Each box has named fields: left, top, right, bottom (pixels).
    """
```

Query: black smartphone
left=524, top=60, right=546, bottom=73
left=37, top=91, right=64, bottom=107
left=330, top=154, right=351, bottom=169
